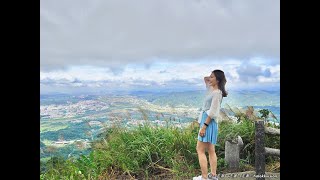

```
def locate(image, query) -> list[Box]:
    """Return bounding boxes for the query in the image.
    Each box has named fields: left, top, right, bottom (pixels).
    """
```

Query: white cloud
left=257, top=64, right=280, bottom=83
left=40, top=58, right=280, bottom=94
left=41, top=0, right=279, bottom=71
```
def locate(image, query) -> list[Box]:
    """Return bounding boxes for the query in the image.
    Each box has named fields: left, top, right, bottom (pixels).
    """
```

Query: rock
left=225, top=136, right=243, bottom=171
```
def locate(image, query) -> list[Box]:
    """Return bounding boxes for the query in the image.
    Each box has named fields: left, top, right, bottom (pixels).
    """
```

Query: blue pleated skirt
left=198, top=111, right=219, bottom=144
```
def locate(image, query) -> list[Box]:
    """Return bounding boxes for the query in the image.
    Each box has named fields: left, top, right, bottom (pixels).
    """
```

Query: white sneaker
left=207, top=172, right=218, bottom=180
left=193, top=175, right=207, bottom=180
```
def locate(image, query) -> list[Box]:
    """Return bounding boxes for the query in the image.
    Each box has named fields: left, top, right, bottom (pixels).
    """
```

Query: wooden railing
left=255, top=120, right=280, bottom=180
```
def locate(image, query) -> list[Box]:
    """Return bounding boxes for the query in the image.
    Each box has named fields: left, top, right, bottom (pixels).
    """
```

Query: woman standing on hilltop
left=193, top=70, right=227, bottom=180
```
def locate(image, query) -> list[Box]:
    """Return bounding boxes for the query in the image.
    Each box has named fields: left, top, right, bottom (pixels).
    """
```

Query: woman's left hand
left=199, top=127, right=206, bottom=137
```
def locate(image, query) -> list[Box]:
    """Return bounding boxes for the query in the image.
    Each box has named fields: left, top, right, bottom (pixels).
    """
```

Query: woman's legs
left=196, top=140, right=209, bottom=179
left=208, top=143, right=217, bottom=176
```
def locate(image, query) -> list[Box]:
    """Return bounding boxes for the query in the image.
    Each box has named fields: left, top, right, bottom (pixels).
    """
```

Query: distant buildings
left=88, top=121, right=102, bottom=126
left=54, top=140, right=69, bottom=145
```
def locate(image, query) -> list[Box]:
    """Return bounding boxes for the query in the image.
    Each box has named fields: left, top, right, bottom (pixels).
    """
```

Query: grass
left=40, top=106, right=280, bottom=179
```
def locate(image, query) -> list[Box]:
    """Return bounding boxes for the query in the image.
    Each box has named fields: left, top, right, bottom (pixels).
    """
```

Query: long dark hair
left=213, top=69, right=228, bottom=97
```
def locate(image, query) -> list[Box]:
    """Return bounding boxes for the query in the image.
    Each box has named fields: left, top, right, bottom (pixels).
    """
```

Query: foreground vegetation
left=40, top=107, right=280, bottom=180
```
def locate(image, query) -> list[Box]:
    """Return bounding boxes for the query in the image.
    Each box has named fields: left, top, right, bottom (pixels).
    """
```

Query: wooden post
left=265, top=126, right=280, bottom=135
left=255, top=120, right=265, bottom=180
left=265, top=147, right=280, bottom=157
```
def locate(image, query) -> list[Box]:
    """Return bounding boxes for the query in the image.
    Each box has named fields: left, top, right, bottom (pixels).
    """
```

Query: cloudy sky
left=40, top=0, right=280, bottom=94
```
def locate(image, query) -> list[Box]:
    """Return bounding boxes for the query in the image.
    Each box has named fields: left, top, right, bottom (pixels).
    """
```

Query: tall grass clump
left=40, top=122, right=202, bottom=179
left=90, top=122, right=202, bottom=179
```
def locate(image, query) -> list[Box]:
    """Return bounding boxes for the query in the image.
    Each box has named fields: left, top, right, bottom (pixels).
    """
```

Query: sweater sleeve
left=206, top=91, right=222, bottom=120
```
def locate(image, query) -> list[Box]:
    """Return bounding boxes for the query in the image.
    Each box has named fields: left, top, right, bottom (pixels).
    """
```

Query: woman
left=193, top=70, right=227, bottom=180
